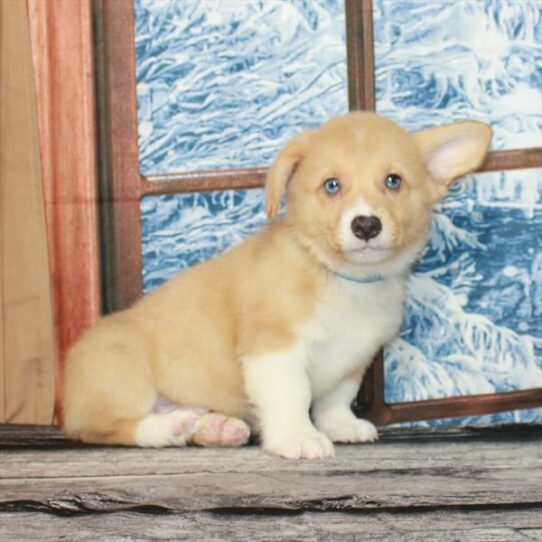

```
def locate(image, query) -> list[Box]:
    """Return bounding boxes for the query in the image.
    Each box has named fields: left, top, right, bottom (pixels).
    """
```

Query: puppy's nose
left=351, top=215, right=382, bottom=241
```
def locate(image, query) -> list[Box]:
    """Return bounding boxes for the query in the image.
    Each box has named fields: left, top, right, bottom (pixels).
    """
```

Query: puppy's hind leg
left=75, top=405, right=250, bottom=449
left=134, top=408, right=250, bottom=448
left=136, top=400, right=250, bottom=448
left=62, top=317, right=195, bottom=448
left=134, top=408, right=203, bottom=447
left=64, top=317, right=250, bottom=448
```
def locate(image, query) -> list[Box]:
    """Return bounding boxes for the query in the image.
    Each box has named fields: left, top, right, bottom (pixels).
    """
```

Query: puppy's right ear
left=265, top=131, right=312, bottom=219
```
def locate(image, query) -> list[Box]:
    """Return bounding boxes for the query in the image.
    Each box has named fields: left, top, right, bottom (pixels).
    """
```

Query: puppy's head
left=266, top=112, right=492, bottom=272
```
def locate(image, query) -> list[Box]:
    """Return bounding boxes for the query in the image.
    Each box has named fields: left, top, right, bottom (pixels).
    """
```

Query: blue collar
left=333, top=271, right=385, bottom=284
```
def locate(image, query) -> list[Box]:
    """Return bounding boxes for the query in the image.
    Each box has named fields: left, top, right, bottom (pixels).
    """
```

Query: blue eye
left=323, top=177, right=341, bottom=195
left=385, top=173, right=402, bottom=190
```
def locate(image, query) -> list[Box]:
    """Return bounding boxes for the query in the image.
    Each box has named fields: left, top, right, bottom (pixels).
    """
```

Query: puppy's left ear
left=414, top=121, right=492, bottom=194
left=265, top=131, right=312, bottom=219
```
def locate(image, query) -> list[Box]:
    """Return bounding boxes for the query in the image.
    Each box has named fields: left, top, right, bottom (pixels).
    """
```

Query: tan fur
left=63, top=112, right=492, bottom=447
left=63, top=223, right=325, bottom=443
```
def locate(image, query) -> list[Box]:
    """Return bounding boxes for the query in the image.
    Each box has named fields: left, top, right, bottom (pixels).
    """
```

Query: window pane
left=141, top=189, right=266, bottom=293
left=134, top=0, right=347, bottom=175
left=373, top=0, right=542, bottom=149
left=384, top=169, right=542, bottom=425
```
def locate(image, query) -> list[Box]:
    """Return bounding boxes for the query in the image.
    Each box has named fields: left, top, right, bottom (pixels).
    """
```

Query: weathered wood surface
left=1, top=425, right=541, bottom=541
left=1, top=510, right=542, bottom=541
left=1, top=422, right=538, bottom=448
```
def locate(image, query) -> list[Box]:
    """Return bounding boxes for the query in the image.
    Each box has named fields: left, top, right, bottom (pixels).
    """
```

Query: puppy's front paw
left=263, top=427, right=335, bottom=459
left=318, top=414, right=378, bottom=444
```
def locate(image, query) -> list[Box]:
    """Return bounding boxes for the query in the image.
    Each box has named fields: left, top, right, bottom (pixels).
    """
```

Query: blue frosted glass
left=141, top=189, right=266, bottom=293
left=384, top=169, right=542, bottom=424
left=373, top=0, right=542, bottom=149
left=134, top=0, right=347, bottom=174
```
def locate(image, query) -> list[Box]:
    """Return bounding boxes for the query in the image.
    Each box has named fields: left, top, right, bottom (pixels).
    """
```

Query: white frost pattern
left=373, top=0, right=542, bottom=149
left=134, top=0, right=347, bottom=174
left=476, top=169, right=542, bottom=219
left=141, top=190, right=267, bottom=293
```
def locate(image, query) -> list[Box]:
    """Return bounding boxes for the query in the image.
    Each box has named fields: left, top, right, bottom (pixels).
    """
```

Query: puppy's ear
left=265, top=131, right=312, bottom=219
left=414, top=121, right=492, bottom=194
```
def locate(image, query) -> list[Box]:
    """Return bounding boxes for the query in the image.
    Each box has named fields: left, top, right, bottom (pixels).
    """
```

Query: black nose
left=351, top=215, right=382, bottom=241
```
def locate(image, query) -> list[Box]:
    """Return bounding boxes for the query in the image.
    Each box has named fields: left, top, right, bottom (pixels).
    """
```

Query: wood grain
left=358, top=384, right=542, bottom=425
left=1, top=423, right=539, bottom=448
left=143, top=168, right=267, bottom=195
left=1, top=426, right=540, bottom=540
left=28, top=0, right=101, bottom=420
left=2, top=435, right=539, bottom=479
left=345, top=0, right=376, bottom=111
left=138, top=147, right=542, bottom=197
left=386, top=387, right=542, bottom=425
left=1, top=511, right=541, bottom=542
left=1, top=426, right=540, bottom=512
left=479, top=147, right=542, bottom=172
left=94, top=0, right=143, bottom=312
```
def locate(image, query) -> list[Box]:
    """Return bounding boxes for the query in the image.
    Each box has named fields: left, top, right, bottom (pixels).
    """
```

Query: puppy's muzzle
left=351, top=215, right=382, bottom=241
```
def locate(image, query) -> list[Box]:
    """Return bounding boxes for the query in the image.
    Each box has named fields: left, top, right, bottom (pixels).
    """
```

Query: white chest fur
left=304, top=276, right=406, bottom=399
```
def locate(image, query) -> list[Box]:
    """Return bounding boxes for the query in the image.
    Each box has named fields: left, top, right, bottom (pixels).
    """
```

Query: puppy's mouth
left=342, top=244, right=391, bottom=263
left=345, top=244, right=387, bottom=253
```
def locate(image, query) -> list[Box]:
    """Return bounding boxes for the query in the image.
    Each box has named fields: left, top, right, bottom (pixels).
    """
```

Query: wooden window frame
left=95, top=0, right=542, bottom=425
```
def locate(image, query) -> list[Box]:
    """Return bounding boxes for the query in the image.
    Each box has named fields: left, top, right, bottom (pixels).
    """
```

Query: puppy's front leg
left=312, top=377, right=378, bottom=444
left=243, top=345, right=334, bottom=459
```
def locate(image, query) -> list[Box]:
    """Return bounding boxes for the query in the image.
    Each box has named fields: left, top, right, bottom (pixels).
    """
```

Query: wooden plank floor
left=1, top=424, right=541, bottom=541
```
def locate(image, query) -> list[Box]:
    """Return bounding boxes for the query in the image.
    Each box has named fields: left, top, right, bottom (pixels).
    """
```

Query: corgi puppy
left=63, top=112, right=492, bottom=459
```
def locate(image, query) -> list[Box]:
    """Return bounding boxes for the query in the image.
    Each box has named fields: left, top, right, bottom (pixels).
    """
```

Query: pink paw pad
left=222, top=420, right=250, bottom=447
left=197, top=414, right=226, bottom=444
left=192, top=414, right=250, bottom=447
left=171, top=412, right=199, bottom=438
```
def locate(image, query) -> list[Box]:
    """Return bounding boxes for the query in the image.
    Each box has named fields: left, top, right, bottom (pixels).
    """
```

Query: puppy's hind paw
left=135, top=409, right=201, bottom=447
left=192, top=413, right=251, bottom=448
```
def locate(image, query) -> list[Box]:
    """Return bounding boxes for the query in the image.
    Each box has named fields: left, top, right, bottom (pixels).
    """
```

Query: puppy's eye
left=385, top=173, right=402, bottom=190
left=323, top=177, right=341, bottom=195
